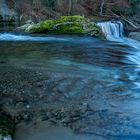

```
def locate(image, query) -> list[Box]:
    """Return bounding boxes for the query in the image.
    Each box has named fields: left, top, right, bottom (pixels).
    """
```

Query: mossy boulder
left=20, top=15, right=102, bottom=37
left=0, top=108, right=15, bottom=138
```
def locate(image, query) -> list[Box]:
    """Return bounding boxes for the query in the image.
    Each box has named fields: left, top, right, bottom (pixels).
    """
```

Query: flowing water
left=1, top=22, right=140, bottom=140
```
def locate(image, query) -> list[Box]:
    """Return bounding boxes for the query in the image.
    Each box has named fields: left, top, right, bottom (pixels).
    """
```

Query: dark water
left=1, top=34, right=140, bottom=140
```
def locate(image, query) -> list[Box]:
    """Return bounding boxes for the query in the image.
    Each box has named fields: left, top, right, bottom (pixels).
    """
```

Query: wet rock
left=19, top=16, right=102, bottom=37
left=129, top=32, right=140, bottom=42
left=15, top=111, right=33, bottom=123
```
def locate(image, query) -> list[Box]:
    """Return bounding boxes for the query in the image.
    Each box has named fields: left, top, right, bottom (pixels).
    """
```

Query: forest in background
left=5, top=0, right=140, bottom=25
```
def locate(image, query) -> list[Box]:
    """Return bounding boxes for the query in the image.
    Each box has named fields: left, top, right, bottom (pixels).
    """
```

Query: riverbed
left=1, top=33, right=140, bottom=140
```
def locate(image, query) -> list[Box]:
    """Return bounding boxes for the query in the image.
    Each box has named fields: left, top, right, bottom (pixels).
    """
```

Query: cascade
left=97, top=21, right=124, bottom=38
left=97, top=21, right=140, bottom=67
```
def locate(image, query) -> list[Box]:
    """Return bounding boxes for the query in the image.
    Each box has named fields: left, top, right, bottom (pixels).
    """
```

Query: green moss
left=26, top=20, right=55, bottom=33
left=26, top=23, right=42, bottom=33
left=40, top=20, right=55, bottom=31
left=50, top=21, right=84, bottom=34
left=0, top=108, right=15, bottom=137
left=88, top=23, right=102, bottom=37
left=22, top=15, right=102, bottom=37
left=51, top=26, right=84, bottom=34
left=54, top=15, right=84, bottom=23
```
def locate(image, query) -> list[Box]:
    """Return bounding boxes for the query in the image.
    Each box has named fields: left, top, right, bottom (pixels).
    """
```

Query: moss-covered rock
left=0, top=108, right=15, bottom=138
left=20, top=15, right=102, bottom=37
left=54, top=15, right=84, bottom=23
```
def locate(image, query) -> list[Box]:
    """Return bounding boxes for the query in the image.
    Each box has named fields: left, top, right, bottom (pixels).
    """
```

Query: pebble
left=26, top=105, right=30, bottom=109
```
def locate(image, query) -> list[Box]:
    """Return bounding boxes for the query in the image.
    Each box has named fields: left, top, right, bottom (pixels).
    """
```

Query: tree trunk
left=100, top=0, right=105, bottom=16
left=68, top=0, right=72, bottom=15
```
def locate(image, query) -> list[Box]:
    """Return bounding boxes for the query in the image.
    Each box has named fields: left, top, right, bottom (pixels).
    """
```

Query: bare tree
left=68, top=0, right=72, bottom=15
left=100, top=0, right=105, bottom=15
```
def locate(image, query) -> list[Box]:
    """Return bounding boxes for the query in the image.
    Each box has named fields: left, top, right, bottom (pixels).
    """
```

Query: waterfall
left=96, top=21, right=140, bottom=48
left=97, top=21, right=140, bottom=67
left=97, top=21, right=124, bottom=38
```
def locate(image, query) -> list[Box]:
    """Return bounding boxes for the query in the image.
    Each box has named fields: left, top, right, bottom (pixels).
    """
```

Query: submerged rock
left=0, top=108, right=14, bottom=140
left=19, top=16, right=102, bottom=37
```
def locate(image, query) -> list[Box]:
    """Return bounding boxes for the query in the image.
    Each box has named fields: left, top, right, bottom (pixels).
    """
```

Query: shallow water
left=1, top=34, right=140, bottom=140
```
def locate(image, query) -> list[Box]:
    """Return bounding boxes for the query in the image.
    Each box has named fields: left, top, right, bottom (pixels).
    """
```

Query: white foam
left=0, top=33, right=69, bottom=42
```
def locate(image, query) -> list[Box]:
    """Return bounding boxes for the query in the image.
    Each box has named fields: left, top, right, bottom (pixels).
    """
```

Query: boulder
left=19, top=16, right=102, bottom=37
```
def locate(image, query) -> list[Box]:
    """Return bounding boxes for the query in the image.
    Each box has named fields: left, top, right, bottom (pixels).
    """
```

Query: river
left=1, top=22, right=140, bottom=140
